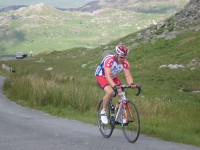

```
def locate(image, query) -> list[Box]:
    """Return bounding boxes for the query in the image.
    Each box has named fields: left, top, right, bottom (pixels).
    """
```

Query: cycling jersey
left=95, top=55, right=130, bottom=78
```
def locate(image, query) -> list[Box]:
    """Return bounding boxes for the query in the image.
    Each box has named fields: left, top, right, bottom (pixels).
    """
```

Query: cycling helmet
left=115, top=45, right=129, bottom=56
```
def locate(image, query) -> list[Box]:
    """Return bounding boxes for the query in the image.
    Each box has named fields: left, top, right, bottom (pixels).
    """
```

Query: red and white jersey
left=95, top=55, right=130, bottom=78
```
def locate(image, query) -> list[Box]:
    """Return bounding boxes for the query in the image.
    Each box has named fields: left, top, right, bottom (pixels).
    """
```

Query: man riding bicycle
left=95, top=45, right=137, bottom=124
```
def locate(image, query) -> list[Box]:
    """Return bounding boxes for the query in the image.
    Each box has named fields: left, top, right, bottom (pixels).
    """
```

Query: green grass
left=1, top=21, right=200, bottom=147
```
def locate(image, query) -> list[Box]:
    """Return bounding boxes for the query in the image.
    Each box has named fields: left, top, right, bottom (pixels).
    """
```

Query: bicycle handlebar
left=113, top=84, right=142, bottom=97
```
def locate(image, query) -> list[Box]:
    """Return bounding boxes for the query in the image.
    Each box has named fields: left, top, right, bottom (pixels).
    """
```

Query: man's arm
left=124, top=69, right=135, bottom=86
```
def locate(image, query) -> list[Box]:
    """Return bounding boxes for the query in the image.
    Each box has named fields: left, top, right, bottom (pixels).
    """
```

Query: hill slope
left=0, top=0, right=189, bottom=56
left=73, top=0, right=189, bottom=13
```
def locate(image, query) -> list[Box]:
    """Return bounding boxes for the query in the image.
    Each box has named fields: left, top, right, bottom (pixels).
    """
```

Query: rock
left=159, top=64, right=185, bottom=69
left=187, top=59, right=200, bottom=67
left=156, top=34, right=167, bottom=39
left=137, top=33, right=143, bottom=40
left=159, top=65, right=168, bottom=69
left=192, top=91, right=200, bottom=94
left=165, top=34, right=176, bottom=40
left=45, top=67, right=53, bottom=71
left=168, top=64, right=185, bottom=69
left=157, top=21, right=166, bottom=29
left=81, top=64, right=87, bottom=68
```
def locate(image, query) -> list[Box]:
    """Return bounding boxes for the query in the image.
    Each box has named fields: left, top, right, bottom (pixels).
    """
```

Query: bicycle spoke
left=97, top=100, right=114, bottom=138
left=122, top=100, right=140, bottom=143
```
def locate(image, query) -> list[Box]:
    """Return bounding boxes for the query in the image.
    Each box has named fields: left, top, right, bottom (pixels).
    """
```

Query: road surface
left=0, top=76, right=199, bottom=150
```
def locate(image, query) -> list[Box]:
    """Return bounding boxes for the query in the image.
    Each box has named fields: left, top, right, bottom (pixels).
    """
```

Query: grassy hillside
left=1, top=19, right=200, bottom=146
left=99, top=0, right=189, bottom=13
left=0, top=1, right=188, bottom=56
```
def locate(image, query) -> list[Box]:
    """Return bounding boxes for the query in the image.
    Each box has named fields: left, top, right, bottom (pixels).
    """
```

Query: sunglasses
left=119, top=56, right=126, bottom=59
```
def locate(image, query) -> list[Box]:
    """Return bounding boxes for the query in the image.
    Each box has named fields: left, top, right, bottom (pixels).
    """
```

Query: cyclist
left=95, top=45, right=136, bottom=124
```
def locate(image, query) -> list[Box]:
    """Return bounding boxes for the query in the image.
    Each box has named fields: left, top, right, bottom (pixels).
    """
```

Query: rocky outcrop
left=2, top=64, right=15, bottom=73
left=173, top=0, right=200, bottom=25
left=133, top=0, right=200, bottom=43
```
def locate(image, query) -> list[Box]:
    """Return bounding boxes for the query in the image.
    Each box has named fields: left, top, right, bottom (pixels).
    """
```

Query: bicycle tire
left=121, top=100, right=140, bottom=143
left=97, top=99, right=114, bottom=138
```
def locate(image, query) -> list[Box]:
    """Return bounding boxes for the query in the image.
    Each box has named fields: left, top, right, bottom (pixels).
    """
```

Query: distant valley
left=0, top=0, right=189, bottom=56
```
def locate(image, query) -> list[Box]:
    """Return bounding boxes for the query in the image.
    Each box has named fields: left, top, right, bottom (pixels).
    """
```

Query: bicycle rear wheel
left=122, top=100, right=140, bottom=143
left=97, top=99, right=114, bottom=138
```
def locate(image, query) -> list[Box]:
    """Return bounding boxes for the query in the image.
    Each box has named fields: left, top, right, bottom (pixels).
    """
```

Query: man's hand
left=113, top=84, right=122, bottom=93
left=129, top=83, right=137, bottom=89
left=113, top=85, right=118, bottom=93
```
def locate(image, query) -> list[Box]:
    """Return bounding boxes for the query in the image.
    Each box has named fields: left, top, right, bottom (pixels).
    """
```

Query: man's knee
left=106, top=89, right=114, bottom=96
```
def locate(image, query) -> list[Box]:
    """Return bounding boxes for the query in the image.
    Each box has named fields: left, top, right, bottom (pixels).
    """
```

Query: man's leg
left=103, top=85, right=113, bottom=109
left=100, top=85, right=114, bottom=124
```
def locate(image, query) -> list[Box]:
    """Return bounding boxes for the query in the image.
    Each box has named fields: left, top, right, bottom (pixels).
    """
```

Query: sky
left=0, top=0, right=97, bottom=9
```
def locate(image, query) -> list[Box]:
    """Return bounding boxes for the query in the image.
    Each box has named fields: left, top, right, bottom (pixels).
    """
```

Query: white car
left=16, top=52, right=27, bottom=59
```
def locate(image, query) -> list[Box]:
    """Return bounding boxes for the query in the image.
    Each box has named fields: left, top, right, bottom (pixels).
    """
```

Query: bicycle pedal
left=122, top=123, right=129, bottom=126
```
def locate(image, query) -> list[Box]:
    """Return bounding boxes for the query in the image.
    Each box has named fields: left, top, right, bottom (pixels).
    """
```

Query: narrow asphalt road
left=0, top=76, right=199, bottom=150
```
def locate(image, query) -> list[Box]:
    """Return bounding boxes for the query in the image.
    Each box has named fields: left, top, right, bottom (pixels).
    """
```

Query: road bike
left=97, top=84, right=142, bottom=143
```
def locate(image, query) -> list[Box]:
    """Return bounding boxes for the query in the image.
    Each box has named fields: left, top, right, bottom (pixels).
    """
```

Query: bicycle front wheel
left=97, top=99, right=114, bottom=138
left=122, top=100, right=140, bottom=143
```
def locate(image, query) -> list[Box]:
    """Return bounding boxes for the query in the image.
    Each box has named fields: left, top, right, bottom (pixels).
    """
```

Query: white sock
left=101, top=109, right=106, bottom=114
